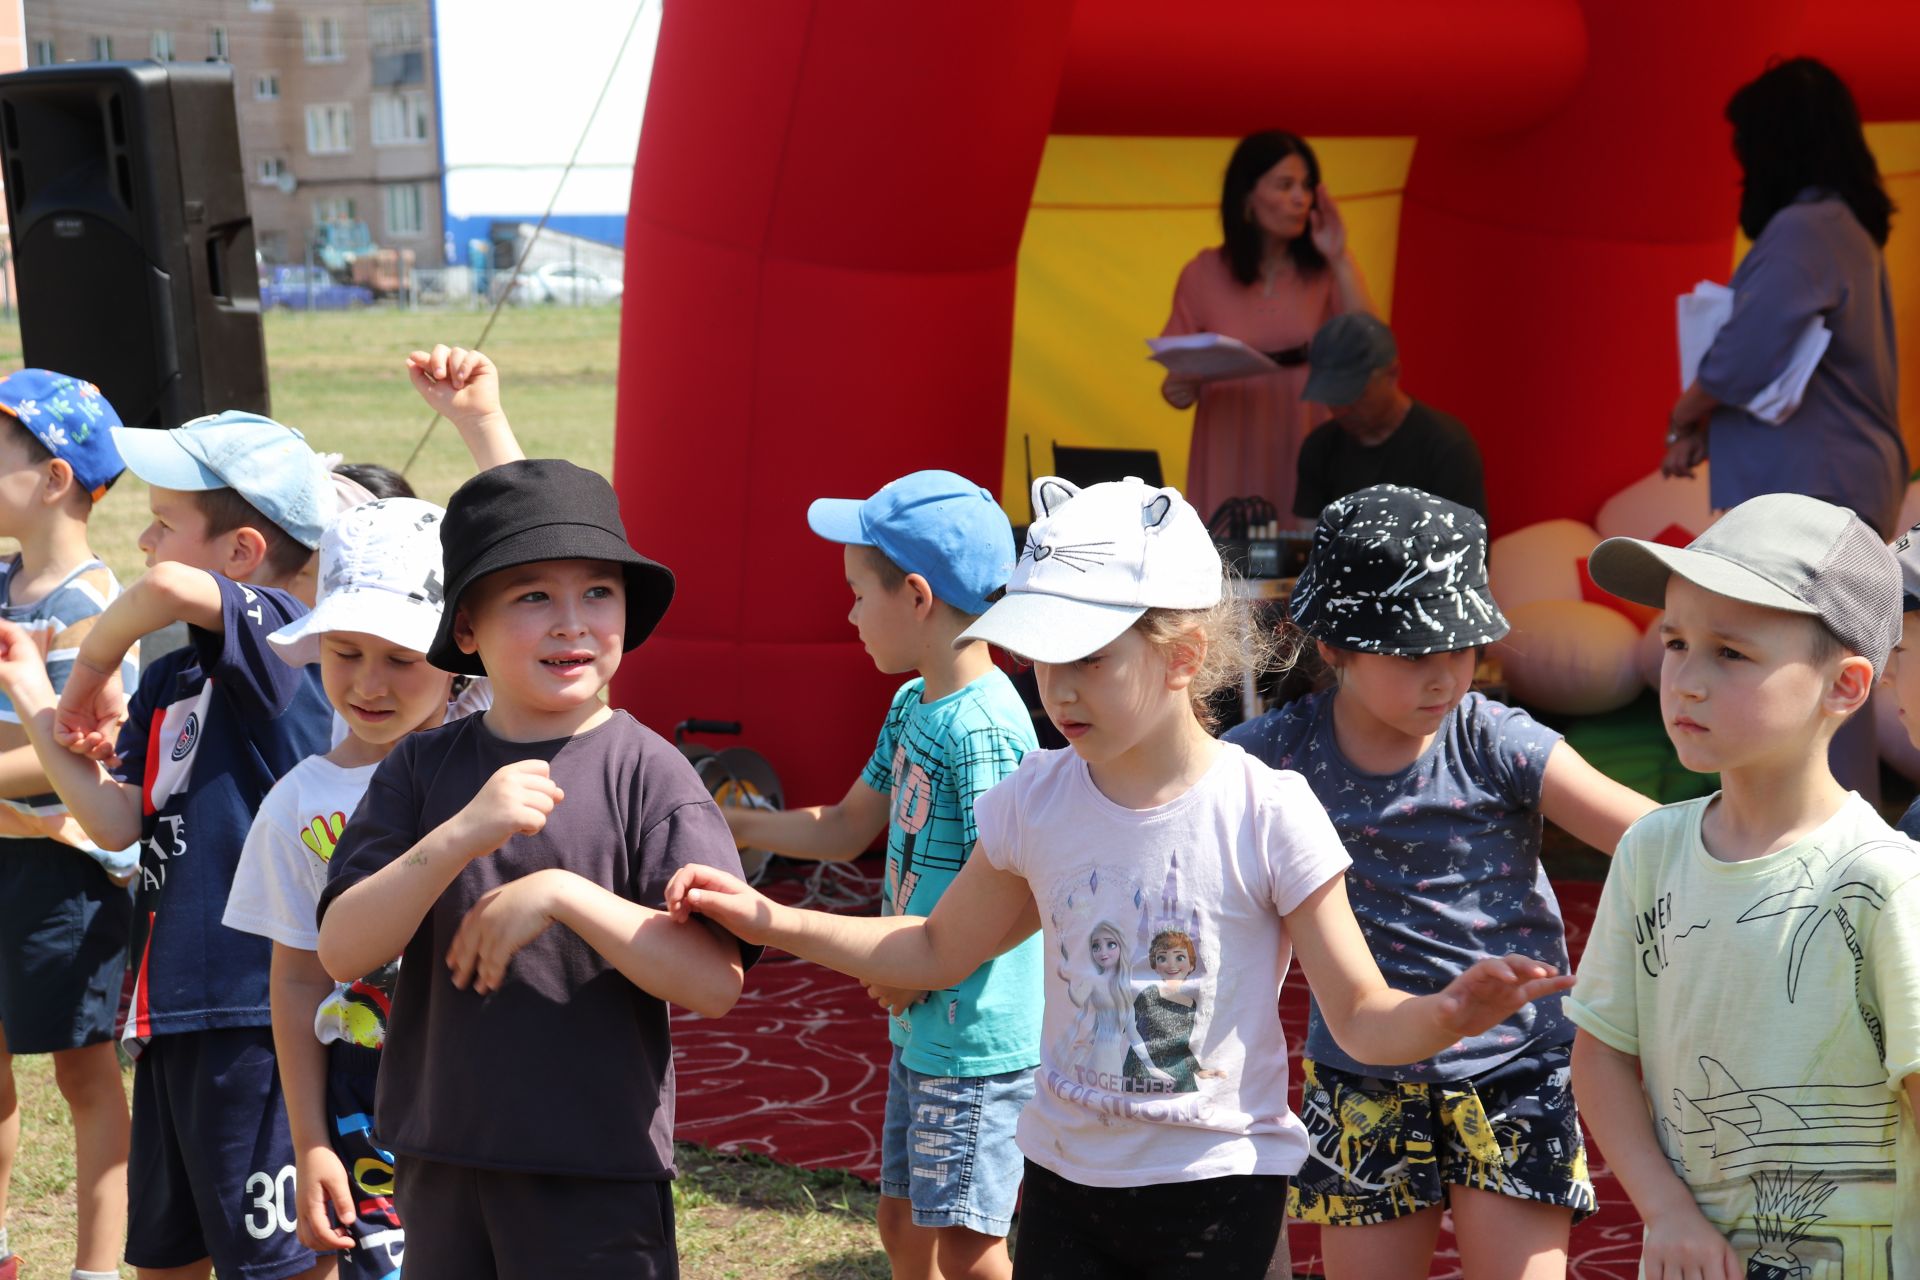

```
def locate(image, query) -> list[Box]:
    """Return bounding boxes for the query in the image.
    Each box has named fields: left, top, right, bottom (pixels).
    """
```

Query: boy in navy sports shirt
left=0, top=411, right=338, bottom=1280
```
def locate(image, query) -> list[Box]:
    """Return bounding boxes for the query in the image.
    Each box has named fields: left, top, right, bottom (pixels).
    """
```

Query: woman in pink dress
left=1162, top=132, right=1374, bottom=524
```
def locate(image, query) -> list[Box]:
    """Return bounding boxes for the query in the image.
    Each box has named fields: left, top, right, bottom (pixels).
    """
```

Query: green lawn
left=0, top=305, right=892, bottom=1278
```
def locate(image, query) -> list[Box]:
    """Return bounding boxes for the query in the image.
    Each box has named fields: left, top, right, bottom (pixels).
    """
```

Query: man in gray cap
left=1292, top=312, right=1486, bottom=523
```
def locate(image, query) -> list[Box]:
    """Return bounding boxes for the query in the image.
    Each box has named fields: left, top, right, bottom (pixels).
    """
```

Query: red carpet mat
left=671, top=867, right=1641, bottom=1277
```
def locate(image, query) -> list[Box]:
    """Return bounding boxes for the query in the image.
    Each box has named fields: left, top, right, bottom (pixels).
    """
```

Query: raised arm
left=725, top=776, right=888, bottom=863
left=55, top=563, right=223, bottom=763
left=1287, top=873, right=1571, bottom=1066
left=666, top=844, right=1032, bottom=991
left=1538, top=741, right=1658, bottom=856
left=406, top=345, right=526, bottom=470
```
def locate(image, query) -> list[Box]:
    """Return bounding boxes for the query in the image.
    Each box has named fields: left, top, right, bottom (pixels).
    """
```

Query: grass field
left=0, top=305, right=893, bottom=1279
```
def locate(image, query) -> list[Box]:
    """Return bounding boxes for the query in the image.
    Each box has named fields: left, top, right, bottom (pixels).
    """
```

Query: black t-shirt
left=1292, top=399, right=1487, bottom=520
left=318, top=710, right=759, bottom=1179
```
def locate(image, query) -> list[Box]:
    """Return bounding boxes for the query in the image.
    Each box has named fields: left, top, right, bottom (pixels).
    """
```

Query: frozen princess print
left=1122, top=928, right=1223, bottom=1094
left=1058, top=918, right=1168, bottom=1089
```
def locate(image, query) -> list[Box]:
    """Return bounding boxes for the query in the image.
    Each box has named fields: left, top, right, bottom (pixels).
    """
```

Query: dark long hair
left=1220, top=131, right=1327, bottom=286
left=1727, top=57, right=1892, bottom=246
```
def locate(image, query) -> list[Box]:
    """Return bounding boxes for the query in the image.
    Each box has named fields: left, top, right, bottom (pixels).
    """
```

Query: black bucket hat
left=1288, top=484, right=1507, bottom=656
left=426, top=459, right=676, bottom=675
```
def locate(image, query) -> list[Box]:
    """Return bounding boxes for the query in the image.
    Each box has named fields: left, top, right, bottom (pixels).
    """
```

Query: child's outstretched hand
left=293, top=1143, right=357, bottom=1252
left=665, top=864, right=780, bottom=945
left=407, top=344, right=501, bottom=425
left=53, top=652, right=126, bottom=764
left=1641, top=1201, right=1741, bottom=1280
left=446, top=867, right=570, bottom=995
left=866, top=983, right=925, bottom=1017
left=1432, top=954, right=1574, bottom=1040
left=0, top=619, right=53, bottom=705
left=461, top=760, right=563, bottom=856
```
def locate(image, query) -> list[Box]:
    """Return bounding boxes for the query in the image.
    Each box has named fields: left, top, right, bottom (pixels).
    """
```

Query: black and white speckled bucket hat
left=1289, top=485, right=1508, bottom=655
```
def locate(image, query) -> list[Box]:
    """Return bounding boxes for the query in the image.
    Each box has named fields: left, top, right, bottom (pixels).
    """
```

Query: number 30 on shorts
left=244, top=1165, right=299, bottom=1239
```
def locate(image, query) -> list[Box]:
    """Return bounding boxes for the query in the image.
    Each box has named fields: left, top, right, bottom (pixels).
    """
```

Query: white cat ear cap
left=955, top=476, right=1221, bottom=663
left=1289, top=484, right=1508, bottom=656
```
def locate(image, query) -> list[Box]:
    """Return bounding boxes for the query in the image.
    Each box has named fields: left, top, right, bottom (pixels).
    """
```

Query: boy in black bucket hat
left=316, top=460, right=761, bottom=1279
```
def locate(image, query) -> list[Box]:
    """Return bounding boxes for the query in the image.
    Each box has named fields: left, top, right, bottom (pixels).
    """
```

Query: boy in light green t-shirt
left=724, top=470, right=1041, bottom=1280
left=1569, top=493, right=1920, bottom=1279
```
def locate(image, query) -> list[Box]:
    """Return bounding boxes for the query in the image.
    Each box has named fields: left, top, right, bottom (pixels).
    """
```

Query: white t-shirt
left=974, top=741, right=1350, bottom=1187
left=224, top=754, right=388, bottom=1047
left=1567, top=793, right=1920, bottom=1277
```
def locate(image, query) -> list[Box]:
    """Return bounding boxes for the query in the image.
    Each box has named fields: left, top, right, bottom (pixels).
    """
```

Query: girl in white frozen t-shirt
left=666, top=476, right=1573, bottom=1278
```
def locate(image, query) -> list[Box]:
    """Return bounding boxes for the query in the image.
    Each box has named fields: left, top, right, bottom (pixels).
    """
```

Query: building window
left=150, top=31, right=175, bottom=61
left=384, top=184, right=424, bottom=238
left=254, top=73, right=280, bottom=101
left=29, top=39, right=54, bottom=66
left=313, top=197, right=357, bottom=225
left=210, top=26, right=229, bottom=60
left=256, top=156, right=289, bottom=187
left=303, top=16, right=346, bottom=63
left=249, top=0, right=274, bottom=10
left=89, top=35, right=113, bottom=60
left=369, top=6, right=420, bottom=47
left=304, top=103, right=353, bottom=156
left=371, top=91, right=431, bottom=146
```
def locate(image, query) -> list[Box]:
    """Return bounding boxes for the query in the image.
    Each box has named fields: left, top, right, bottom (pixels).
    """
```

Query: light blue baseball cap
left=111, top=411, right=337, bottom=548
left=807, top=470, right=1014, bottom=616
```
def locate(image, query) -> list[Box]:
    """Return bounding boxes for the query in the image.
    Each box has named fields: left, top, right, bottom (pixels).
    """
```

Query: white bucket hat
left=269, top=497, right=449, bottom=665
left=956, top=476, right=1221, bottom=663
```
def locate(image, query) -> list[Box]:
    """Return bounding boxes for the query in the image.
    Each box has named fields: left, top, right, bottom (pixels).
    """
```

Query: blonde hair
left=1134, top=572, right=1300, bottom=730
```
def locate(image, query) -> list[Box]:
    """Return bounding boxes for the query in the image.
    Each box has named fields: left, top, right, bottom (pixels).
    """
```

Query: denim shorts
left=879, top=1047, right=1034, bottom=1236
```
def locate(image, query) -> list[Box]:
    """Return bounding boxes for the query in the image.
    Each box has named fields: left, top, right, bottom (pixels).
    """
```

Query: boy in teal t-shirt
left=726, top=470, right=1040, bottom=1280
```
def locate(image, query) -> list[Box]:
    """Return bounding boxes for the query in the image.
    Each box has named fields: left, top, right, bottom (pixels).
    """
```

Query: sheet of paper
left=1675, top=280, right=1829, bottom=425
left=1146, top=333, right=1281, bottom=382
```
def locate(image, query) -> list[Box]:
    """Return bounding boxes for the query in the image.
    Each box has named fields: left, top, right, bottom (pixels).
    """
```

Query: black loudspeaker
left=0, top=62, right=268, bottom=428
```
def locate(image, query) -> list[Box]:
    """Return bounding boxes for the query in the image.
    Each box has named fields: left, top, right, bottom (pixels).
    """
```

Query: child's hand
left=446, top=868, right=569, bottom=995
left=866, top=983, right=925, bottom=1017
left=665, top=864, right=780, bottom=945
left=1641, top=1200, right=1741, bottom=1280
left=53, top=653, right=126, bottom=764
left=407, top=345, right=503, bottom=427
left=461, top=760, right=563, bottom=855
left=293, top=1143, right=357, bottom=1252
left=1432, top=954, right=1574, bottom=1040
left=0, top=619, right=53, bottom=704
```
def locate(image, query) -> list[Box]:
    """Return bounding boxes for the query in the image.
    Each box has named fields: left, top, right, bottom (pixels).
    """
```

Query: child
left=0, top=370, right=137, bottom=1280
left=726, top=470, right=1041, bottom=1279
left=666, top=475, right=1573, bottom=1280
left=0, top=409, right=340, bottom=1280
left=1224, top=485, right=1656, bottom=1278
left=1569, top=492, right=1920, bottom=1277
left=224, top=499, right=466, bottom=1279
left=314, top=459, right=760, bottom=1279
left=1883, top=521, right=1920, bottom=838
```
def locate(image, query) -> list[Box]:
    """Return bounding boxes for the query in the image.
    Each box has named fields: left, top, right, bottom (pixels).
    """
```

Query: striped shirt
left=0, top=554, right=141, bottom=877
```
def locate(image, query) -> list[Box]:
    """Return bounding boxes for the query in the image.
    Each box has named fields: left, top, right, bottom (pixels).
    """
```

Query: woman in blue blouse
left=1663, top=58, right=1904, bottom=538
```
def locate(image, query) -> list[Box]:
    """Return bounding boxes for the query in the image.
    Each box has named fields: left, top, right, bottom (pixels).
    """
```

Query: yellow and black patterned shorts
left=1289, top=1042, right=1597, bottom=1226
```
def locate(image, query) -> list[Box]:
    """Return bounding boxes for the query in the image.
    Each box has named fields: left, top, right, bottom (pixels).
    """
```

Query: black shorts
left=327, top=1043, right=404, bottom=1279
left=1289, top=1042, right=1597, bottom=1226
left=395, top=1155, right=676, bottom=1280
left=0, top=838, right=131, bottom=1054
left=126, top=1026, right=319, bottom=1279
left=1013, top=1160, right=1291, bottom=1280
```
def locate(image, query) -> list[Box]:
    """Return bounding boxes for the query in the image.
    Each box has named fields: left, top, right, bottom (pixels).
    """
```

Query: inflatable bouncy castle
left=613, top=0, right=1920, bottom=803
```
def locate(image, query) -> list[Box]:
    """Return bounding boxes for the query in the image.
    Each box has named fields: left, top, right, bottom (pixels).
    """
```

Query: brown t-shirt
left=317, top=710, right=757, bottom=1179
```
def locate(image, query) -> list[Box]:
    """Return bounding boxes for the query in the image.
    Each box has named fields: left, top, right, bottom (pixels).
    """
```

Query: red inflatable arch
left=614, top=0, right=1920, bottom=805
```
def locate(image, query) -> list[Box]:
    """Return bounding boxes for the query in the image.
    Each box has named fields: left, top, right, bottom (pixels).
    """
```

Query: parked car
left=512, top=262, right=624, bottom=306
left=258, top=265, right=374, bottom=310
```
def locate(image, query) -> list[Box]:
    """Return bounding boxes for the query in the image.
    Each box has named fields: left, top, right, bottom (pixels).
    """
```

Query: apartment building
left=23, top=0, right=442, bottom=264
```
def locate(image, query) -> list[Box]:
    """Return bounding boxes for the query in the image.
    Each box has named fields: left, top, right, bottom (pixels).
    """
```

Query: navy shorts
left=0, top=838, right=131, bottom=1054
left=327, top=1043, right=404, bottom=1279
left=127, top=1026, right=320, bottom=1280
left=395, top=1155, right=676, bottom=1280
